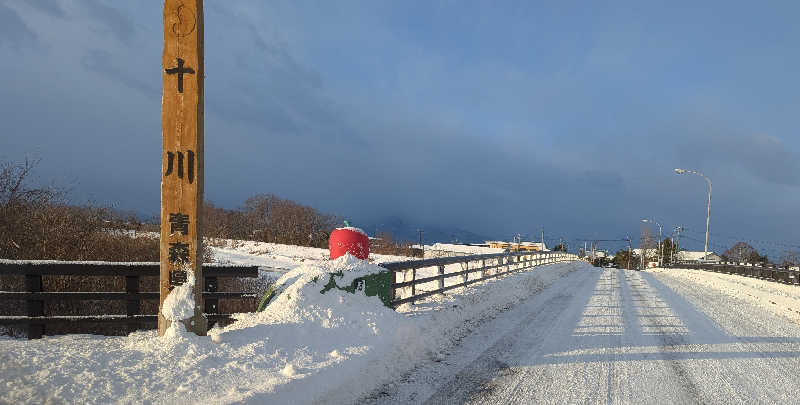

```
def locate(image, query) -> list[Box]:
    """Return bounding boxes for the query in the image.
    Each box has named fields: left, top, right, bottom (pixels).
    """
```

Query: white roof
left=426, top=243, right=504, bottom=255
left=676, top=251, right=720, bottom=261
left=486, top=241, right=548, bottom=250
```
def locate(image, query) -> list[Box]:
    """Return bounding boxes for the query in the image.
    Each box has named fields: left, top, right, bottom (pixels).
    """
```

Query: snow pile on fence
left=651, top=267, right=800, bottom=324
left=209, top=239, right=410, bottom=274
left=0, top=255, right=582, bottom=405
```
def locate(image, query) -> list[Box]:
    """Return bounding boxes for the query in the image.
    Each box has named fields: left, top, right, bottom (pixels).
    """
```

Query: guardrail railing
left=669, top=261, right=799, bottom=285
left=0, top=260, right=260, bottom=339
left=380, top=251, right=578, bottom=307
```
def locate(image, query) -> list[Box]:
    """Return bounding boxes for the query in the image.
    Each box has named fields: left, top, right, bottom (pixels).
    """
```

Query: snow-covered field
left=209, top=239, right=411, bottom=277
left=0, top=240, right=582, bottom=405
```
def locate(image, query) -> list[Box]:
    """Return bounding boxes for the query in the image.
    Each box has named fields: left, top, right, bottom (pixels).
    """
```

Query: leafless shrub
left=370, top=231, right=419, bottom=257
left=242, top=194, right=340, bottom=248
left=780, top=250, right=800, bottom=268
left=0, top=159, right=218, bottom=336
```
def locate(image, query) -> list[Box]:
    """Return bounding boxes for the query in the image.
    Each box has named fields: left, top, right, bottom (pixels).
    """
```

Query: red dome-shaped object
left=329, top=227, right=370, bottom=260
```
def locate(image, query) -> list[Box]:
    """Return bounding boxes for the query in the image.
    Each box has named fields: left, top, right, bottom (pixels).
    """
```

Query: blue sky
left=1, top=1, right=799, bottom=257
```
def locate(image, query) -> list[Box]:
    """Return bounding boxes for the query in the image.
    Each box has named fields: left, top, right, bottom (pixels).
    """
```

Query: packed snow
left=369, top=267, right=800, bottom=404
left=649, top=267, right=800, bottom=324
left=0, top=240, right=582, bottom=405
left=162, top=285, right=195, bottom=321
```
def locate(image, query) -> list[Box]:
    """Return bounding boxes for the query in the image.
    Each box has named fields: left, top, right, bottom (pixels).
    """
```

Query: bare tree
left=780, top=250, right=800, bottom=268
left=639, top=227, right=656, bottom=264
left=722, top=242, right=767, bottom=264
left=242, top=194, right=339, bottom=248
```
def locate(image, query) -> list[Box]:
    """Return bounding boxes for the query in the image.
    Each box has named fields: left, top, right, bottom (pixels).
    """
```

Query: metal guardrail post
left=438, top=265, right=445, bottom=291
left=25, top=273, right=44, bottom=339
left=125, top=275, right=140, bottom=334
left=411, top=267, right=416, bottom=300
left=205, top=275, right=219, bottom=327
left=389, top=272, right=397, bottom=304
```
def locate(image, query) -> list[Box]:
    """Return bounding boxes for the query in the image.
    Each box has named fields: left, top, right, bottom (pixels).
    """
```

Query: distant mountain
left=359, top=217, right=494, bottom=244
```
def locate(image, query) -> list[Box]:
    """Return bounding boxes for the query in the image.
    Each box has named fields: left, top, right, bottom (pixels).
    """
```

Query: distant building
left=423, top=243, right=504, bottom=259
left=630, top=249, right=720, bottom=264
left=486, top=241, right=548, bottom=252
left=675, top=251, right=722, bottom=263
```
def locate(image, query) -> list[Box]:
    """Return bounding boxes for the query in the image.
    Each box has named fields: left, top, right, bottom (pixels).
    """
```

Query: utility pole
left=642, top=219, right=663, bottom=267
left=627, top=236, right=633, bottom=270
left=417, top=229, right=424, bottom=258
left=541, top=227, right=545, bottom=252
left=672, top=226, right=682, bottom=264
left=640, top=236, right=645, bottom=270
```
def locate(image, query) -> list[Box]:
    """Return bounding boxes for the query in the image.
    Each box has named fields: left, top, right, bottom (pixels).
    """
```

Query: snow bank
left=0, top=252, right=582, bottom=405
left=161, top=268, right=196, bottom=322
left=209, top=239, right=411, bottom=271
left=650, top=267, right=800, bottom=324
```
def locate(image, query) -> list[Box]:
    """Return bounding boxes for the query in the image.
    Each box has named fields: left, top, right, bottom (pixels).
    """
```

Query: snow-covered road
left=366, top=268, right=800, bottom=404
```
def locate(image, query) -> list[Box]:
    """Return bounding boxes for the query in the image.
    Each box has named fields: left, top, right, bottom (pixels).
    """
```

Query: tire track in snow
left=421, top=269, right=600, bottom=404
left=461, top=268, right=614, bottom=404
left=648, top=271, right=800, bottom=404
left=359, top=265, right=594, bottom=405
left=629, top=272, right=705, bottom=404
left=361, top=267, right=800, bottom=404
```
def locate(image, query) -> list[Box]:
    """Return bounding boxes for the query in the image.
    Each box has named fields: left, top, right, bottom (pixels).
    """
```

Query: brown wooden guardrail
left=0, top=260, right=259, bottom=339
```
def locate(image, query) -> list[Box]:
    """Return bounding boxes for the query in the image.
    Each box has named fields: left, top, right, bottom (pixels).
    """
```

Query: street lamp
left=675, top=168, right=712, bottom=261
left=642, top=218, right=663, bottom=267
left=670, top=226, right=683, bottom=265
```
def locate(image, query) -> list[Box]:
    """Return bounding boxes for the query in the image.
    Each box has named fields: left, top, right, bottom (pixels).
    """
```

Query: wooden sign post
left=159, top=0, right=206, bottom=336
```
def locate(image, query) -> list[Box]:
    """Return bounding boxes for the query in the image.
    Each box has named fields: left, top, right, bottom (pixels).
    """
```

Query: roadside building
left=486, top=241, right=548, bottom=252
left=675, top=251, right=722, bottom=263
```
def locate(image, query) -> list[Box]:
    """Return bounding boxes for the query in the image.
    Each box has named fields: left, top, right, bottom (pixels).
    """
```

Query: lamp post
left=642, top=218, right=663, bottom=267
left=669, top=227, right=677, bottom=265
left=675, top=168, right=712, bottom=262
left=671, top=226, right=682, bottom=264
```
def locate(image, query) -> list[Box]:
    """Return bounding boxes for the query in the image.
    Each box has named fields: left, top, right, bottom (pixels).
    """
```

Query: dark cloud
left=80, top=49, right=158, bottom=96
left=203, top=12, right=364, bottom=147
left=2, top=1, right=800, bottom=251
left=26, top=0, right=66, bottom=19
left=675, top=132, right=800, bottom=187
left=721, top=135, right=800, bottom=187
left=83, top=1, right=135, bottom=44
left=0, top=3, right=37, bottom=49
